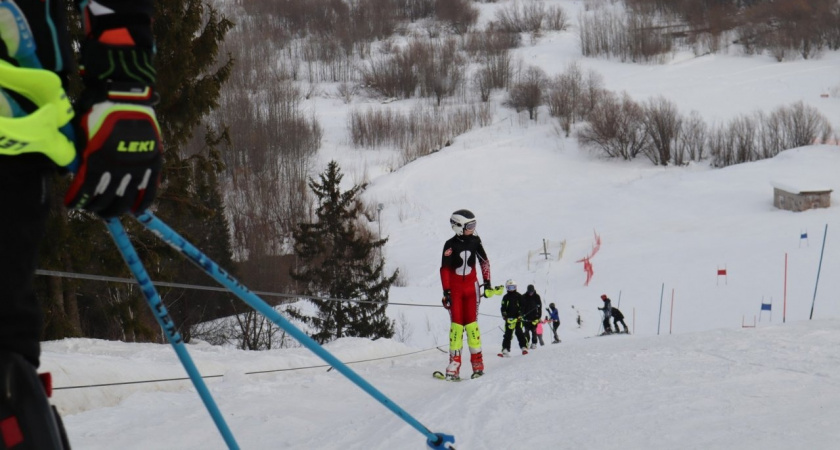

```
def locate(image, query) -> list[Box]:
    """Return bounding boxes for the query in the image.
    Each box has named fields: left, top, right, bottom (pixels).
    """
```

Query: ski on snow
left=432, top=371, right=483, bottom=381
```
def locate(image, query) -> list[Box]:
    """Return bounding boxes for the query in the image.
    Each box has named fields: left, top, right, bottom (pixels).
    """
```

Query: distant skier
left=521, top=285, right=542, bottom=349
left=499, top=280, right=528, bottom=357
left=598, top=294, right=614, bottom=334
left=612, top=307, right=630, bottom=334
left=571, top=305, right=582, bottom=328
left=440, top=209, right=492, bottom=380
left=546, top=303, right=561, bottom=343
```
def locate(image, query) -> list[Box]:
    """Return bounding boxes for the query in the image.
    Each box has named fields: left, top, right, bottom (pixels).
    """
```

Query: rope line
left=53, top=374, right=224, bottom=390
left=35, top=269, right=503, bottom=315
left=52, top=346, right=445, bottom=390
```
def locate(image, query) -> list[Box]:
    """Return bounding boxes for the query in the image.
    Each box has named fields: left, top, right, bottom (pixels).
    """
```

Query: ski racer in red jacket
left=440, top=209, right=492, bottom=380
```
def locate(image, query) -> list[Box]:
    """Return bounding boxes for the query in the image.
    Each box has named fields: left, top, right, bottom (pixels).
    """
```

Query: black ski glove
left=442, top=290, right=452, bottom=309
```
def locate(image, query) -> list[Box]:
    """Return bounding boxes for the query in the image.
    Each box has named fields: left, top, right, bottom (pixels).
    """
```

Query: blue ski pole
left=104, top=218, right=240, bottom=449
left=134, top=210, right=455, bottom=449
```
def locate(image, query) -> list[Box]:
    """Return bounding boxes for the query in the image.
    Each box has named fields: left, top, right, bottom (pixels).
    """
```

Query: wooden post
left=669, top=289, right=675, bottom=334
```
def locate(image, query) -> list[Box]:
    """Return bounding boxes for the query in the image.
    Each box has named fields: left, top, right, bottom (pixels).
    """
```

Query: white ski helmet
left=450, top=209, right=477, bottom=236
left=505, top=279, right=517, bottom=291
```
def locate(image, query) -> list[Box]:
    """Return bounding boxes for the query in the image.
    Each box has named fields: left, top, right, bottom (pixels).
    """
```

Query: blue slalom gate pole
left=104, top=218, right=240, bottom=449
left=809, top=224, right=828, bottom=320
left=134, top=211, right=454, bottom=449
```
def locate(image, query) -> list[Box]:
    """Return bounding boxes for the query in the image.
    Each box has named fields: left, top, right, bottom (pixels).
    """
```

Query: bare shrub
left=730, top=113, right=761, bottom=164
left=473, top=67, right=494, bottom=102
left=494, top=1, right=566, bottom=34
left=234, top=310, right=284, bottom=350
left=576, top=91, right=648, bottom=160
left=707, top=123, right=734, bottom=168
left=545, top=62, right=599, bottom=136
left=337, top=82, right=359, bottom=104
left=190, top=318, right=235, bottom=347
left=761, top=101, right=834, bottom=156
left=775, top=101, right=834, bottom=148
left=579, top=5, right=673, bottom=62
left=483, top=49, right=513, bottom=91
left=363, top=36, right=468, bottom=102
left=544, top=4, right=570, bottom=31
left=735, top=0, right=838, bottom=61
left=219, top=80, right=322, bottom=263
left=506, top=65, right=547, bottom=120
left=495, top=1, right=531, bottom=33
left=711, top=101, right=834, bottom=164
left=463, top=28, right=521, bottom=59
left=627, top=11, right=673, bottom=62
left=348, top=103, right=492, bottom=168
left=349, top=108, right=406, bottom=149
left=675, top=111, right=707, bottom=164
left=641, top=96, right=683, bottom=166
left=416, top=37, right=466, bottom=105
left=434, top=0, right=479, bottom=34
left=708, top=113, right=760, bottom=167
left=581, top=70, right=607, bottom=120
left=394, top=0, right=436, bottom=21
left=362, top=46, right=419, bottom=99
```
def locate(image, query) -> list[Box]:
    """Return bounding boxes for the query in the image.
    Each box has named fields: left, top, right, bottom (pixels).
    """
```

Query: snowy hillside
left=41, top=0, right=840, bottom=448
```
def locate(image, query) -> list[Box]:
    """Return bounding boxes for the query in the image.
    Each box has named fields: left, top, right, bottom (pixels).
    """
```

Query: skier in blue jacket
left=546, top=302, right=560, bottom=343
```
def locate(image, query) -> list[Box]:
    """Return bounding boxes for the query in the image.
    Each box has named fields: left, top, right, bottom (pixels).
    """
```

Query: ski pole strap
left=134, top=210, right=451, bottom=448
left=104, top=217, right=240, bottom=450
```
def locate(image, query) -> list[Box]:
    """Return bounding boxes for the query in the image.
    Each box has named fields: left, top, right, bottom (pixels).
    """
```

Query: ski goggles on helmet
left=506, top=284, right=517, bottom=291
left=450, top=219, right=477, bottom=231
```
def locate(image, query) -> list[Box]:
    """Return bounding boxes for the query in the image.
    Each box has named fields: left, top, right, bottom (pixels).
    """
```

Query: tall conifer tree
left=291, top=161, right=396, bottom=344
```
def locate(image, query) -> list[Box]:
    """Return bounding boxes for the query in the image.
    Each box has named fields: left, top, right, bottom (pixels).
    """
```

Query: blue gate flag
left=761, top=303, right=772, bottom=311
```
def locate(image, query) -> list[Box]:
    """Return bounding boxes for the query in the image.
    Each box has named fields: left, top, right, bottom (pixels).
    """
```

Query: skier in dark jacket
left=0, top=1, right=162, bottom=448
left=598, top=294, right=614, bottom=334
left=521, top=284, right=542, bottom=349
left=612, top=307, right=630, bottom=334
left=546, top=303, right=561, bottom=343
left=440, top=209, right=493, bottom=380
left=498, top=280, right=528, bottom=356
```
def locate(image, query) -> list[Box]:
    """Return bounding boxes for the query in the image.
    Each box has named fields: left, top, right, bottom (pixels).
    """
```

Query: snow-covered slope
left=43, top=1, right=840, bottom=448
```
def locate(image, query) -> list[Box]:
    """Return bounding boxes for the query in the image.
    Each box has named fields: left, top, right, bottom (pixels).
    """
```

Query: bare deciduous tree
left=545, top=62, right=598, bottom=136
left=506, top=65, right=547, bottom=120
left=675, top=111, right=707, bottom=164
left=642, top=96, right=683, bottom=165
left=576, top=91, right=648, bottom=160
